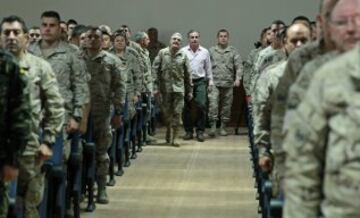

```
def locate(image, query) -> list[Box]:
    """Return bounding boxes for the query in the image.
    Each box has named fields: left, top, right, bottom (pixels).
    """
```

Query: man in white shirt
left=181, top=30, right=214, bottom=142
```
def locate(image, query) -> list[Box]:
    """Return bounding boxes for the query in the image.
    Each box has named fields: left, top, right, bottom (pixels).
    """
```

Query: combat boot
left=220, top=121, right=228, bottom=136
left=97, top=183, right=109, bottom=204
left=171, top=127, right=180, bottom=147
left=208, top=122, right=217, bottom=137
left=165, top=125, right=171, bottom=144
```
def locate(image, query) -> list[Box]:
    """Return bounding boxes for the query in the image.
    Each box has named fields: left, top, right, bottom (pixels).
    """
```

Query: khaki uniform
left=153, top=47, right=192, bottom=143
left=271, top=40, right=326, bottom=151
left=208, top=45, right=242, bottom=123
left=284, top=44, right=360, bottom=218
left=0, top=50, right=32, bottom=218
left=17, top=52, right=65, bottom=218
left=82, top=50, right=126, bottom=186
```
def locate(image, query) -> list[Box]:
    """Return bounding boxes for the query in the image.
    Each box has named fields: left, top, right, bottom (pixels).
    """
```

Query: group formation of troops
left=0, top=8, right=243, bottom=218
left=1, top=0, right=360, bottom=217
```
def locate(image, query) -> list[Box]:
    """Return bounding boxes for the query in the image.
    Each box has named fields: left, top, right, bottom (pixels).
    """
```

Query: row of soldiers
left=0, top=9, right=246, bottom=218
left=248, top=0, right=360, bottom=217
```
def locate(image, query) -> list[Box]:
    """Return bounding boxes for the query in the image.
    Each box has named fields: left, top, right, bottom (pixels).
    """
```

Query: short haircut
left=134, top=31, right=147, bottom=43
left=87, top=26, right=101, bottom=34
left=272, top=19, right=286, bottom=27
left=114, top=29, right=128, bottom=41
left=147, top=27, right=158, bottom=33
left=30, top=26, right=40, bottom=30
left=0, top=15, right=28, bottom=33
left=187, top=29, right=199, bottom=38
left=120, top=24, right=131, bottom=32
left=41, top=11, right=61, bottom=22
left=292, top=15, right=311, bottom=27
left=71, top=24, right=88, bottom=38
left=67, top=19, right=77, bottom=26
left=217, top=29, right=229, bottom=37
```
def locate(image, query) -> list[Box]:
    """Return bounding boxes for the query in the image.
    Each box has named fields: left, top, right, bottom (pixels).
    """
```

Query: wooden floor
left=81, top=128, right=259, bottom=218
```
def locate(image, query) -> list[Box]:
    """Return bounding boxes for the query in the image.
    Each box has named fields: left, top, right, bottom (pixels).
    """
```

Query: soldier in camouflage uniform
left=253, top=23, right=311, bottom=195
left=147, top=27, right=166, bottom=64
left=270, top=0, right=339, bottom=155
left=82, top=27, right=126, bottom=204
left=0, top=49, right=31, bottom=218
left=1, top=16, right=65, bottom=218
left=283, top=42, right=360, bottom=218
left=28, top=11, right=89, bottom=139
left=153, top=33, right=193, bottom=146
left=208, top=29, right=242, bottom=137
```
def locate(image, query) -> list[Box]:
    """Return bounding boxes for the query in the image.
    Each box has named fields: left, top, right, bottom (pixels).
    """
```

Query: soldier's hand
left=1, top=165, right=19, bottom=182
left=111, top=115, right=123, bottom=129
left=133, top=96, right=139, bottom=104
left=234, top=79, right=241, bottom=87
left=66, top=118, right=80, bottom=133
left=259, top=156, right=273, bottom=172
left=39, top=144, right=53, bottom=161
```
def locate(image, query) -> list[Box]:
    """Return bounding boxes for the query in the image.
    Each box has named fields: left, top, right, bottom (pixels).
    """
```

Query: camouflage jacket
left=250, top=49, right=287, bottom=95
left=0, top=50, right=31, bottom=167
left=19, top=52, right=65, bottom=155
left=148, top=41, right=166, bottom=64
left=243, top=48, right=261, bottom=95
left=271, top=40, right=326, bottom=153
left=283, top=44, right=360, bottom=218
left=284, top=52, right=338, bottom=133
left=113, top=47, right=142, bottom=96
left=253, top=60, right=287, bottom=154
left=82, top=50, right=127, bottom=116
left=209, top=45, right=243, bottom=87
left=29, top=40, right=90, bottom=121
left=152, top=47, right=193, bottom=95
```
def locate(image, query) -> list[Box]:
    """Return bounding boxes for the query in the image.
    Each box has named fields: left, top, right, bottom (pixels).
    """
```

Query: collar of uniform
left=164, top=47, right=182, bottom=56
left=215, top=45, right=231, bottom=53
left=30, top=40, right=68, bottom=58
left=18, top=51, right=32, bottom=70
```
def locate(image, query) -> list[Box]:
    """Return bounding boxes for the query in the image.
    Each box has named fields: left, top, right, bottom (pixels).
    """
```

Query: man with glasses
left=181, top=30, right=213, bottom=142
left=153, top=33, right=193, bottom=146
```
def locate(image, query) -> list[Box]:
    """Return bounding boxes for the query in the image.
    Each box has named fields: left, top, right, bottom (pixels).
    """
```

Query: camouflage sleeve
left=70, top=52, right=90, bottom=120
left=271, top=60, right=295, bottom=149
left=39, top=61, right=65, bottom=146
left=128, top=49, right=142, bottom=96
left=151, top=51, right=162, bottom=93
left=283, top=75, right=327, bottom=218
left=242, top=52, right=256, bottom=95
left=4, top=61, right=32, bottom=167
left=233, top=51, right=243, bottom=81
left=253, top=70, right=272, bottom=154
left=184, top=55, right=193, bottom=95
left=112, top=58, right=127, bottom=113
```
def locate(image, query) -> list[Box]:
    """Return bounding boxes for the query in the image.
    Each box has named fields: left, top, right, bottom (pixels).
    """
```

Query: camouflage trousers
left=17, top=155, right=45, bottom=218
left=91, top=114, right=112, bottom=186
left=161, top=92, right=184, bottom=128
left=208, top=86, right=233, bottom=123
left=0, top=181, right=9, bottom=218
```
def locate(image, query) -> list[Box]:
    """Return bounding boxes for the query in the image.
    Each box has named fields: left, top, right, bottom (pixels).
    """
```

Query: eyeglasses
left=330, top=15, right=360, bottom=28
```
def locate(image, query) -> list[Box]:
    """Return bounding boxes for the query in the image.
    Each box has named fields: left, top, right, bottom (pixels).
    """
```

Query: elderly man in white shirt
left=181, top=30, right=214, bottom=142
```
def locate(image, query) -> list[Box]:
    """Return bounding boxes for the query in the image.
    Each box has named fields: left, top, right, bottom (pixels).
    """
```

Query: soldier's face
left=29, top=28, right=41, bottom=43
left=114, top=35, right=126, bottom=51
left=148, top=30, right=157, bottom=42
left=79, top=32, right=88, bottom=49
left=142, top=34, right=150, bottom=48
left=217, top=32, right=229, bottom=46
left=1, top=21, right=28, bottom=56
left=170, top=35, right=182, bottom=50
left=87, top=30, right=102, bottom=50
left=270, top=24, right=284, bottom=44
left=102, top=34, right=112, bottom=50
left=284, top=24, right=311, bottom=54
left=189, top=32, right=200, bottom=47
left=68, top=24, right=76, bottom=36
left=41, top=17, right=61, bottom=42
left=329, top=0, right=360, bottom=52
left=266, top=29, right=272, bottom=44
